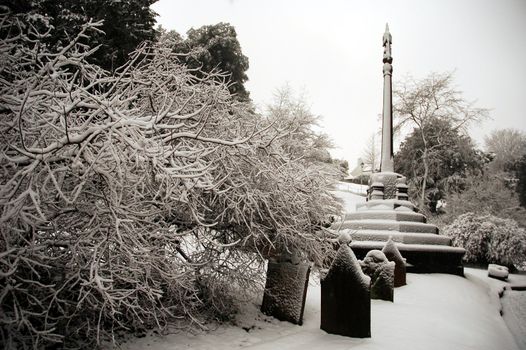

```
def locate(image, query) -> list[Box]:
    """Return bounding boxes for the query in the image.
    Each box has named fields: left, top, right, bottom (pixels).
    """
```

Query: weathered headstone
left=360, top=250, right=395, bottom=301
left=382, top=238, right=406, bottom=287
left=261, top=253, right=311, bottom=325
left=321, top=245, right=371, bottom=338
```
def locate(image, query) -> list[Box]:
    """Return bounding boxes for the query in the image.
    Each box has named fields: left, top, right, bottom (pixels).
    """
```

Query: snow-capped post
left=360, top=250, right=395, bottom=301
left=320, top=244, right=371, bottom=338
left=382, top=238, right=407, bottom=287
left=261, top=251, right=311, bottom=325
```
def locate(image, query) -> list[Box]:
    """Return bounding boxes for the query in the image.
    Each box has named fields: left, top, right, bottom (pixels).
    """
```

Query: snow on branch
left=0, top=11, right=341, bottom=349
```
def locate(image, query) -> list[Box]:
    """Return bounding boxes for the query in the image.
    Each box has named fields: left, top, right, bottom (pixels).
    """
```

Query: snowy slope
left=335, top=182, right=368, bottom=197
left=332, top=188, right=366, bottom=213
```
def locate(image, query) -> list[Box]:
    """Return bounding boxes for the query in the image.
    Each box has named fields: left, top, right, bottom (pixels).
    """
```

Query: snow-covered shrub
left=0, top=11, right=341, bottom=349
left=438, top=174, right=526, bottom=228
left=443, top=212, right=526, bottom=268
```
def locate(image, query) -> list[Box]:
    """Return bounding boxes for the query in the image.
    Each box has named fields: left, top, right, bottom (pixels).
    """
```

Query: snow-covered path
left=122, top=270, right=520, bottom=350
left=120, top=188, right=523, bottom=350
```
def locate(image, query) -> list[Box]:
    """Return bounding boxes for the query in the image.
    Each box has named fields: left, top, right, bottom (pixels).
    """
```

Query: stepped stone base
left=350, top=241, right=464, bottom=276
left=349, top=230, right=452, bottom=246
left=333, top=173, right=465, bottom=275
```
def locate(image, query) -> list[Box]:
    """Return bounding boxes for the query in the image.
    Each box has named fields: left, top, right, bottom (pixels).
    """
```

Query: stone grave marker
left=320, top=244, right=371, bottom=338
left=360, top=250, right=395, bottom=301
left=382, top=237, right=406, bottom=287
left=261, top=252, right=311, bottom=325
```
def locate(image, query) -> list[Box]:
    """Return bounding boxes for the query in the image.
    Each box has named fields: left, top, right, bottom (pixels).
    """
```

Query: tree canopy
left=393, top=72, right=489, bottom=211
left=395, top=118, right=486, bottom=212
left=163, top=23, right=250, bottom=100
left=5, top=0, right=159, bottom=72
left=484, top=128, right=526, bottom=174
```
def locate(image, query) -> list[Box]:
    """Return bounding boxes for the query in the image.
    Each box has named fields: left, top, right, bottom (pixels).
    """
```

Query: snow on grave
left=360, top=250, right=395, bottom=301
left=320, top=244, right=371, bottom=338
left=382, top=237, right=406, bottom=287
left=261, top=252, right=311, bottom=325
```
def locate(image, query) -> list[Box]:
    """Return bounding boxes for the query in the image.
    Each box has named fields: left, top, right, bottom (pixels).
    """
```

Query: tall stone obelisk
left=380, top=24, right=394, bottom=172
left=369, top=24, right=406, bottom=200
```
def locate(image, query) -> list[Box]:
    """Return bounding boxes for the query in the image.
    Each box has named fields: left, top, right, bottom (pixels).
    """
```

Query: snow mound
left=488, top=264, right=509, bottom=280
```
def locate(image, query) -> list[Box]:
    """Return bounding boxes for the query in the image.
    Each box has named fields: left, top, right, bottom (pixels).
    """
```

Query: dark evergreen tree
left=164, top=23, right=250, bottom=100
left=4, top=0, right=158, bottom=72
left=395, top=118, right=486, bottom=212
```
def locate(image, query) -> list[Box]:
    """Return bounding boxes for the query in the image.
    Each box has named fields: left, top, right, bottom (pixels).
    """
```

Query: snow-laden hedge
left=443, top=212, right=526, bottom=269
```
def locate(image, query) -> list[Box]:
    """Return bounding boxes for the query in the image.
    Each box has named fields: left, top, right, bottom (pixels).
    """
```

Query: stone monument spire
left=381, top=23, right=394, bottom=172
left=330, top=25, right=466, bottom=277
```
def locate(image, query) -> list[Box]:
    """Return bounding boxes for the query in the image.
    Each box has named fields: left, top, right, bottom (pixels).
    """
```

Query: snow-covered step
left=350, top=240, right=465, bottom=253
left=344, top=229, right=452, bottom=246
left=335, top=219, right=438, bottom=234
left=356, top=199, right=416, bottom=212
left=349, top=241, right=465, bottom=275
left=345, top=210, right=426, bottom=223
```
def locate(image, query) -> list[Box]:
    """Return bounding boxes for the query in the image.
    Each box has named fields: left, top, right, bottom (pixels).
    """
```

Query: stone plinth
left=369, top=172, right=406, bottom=200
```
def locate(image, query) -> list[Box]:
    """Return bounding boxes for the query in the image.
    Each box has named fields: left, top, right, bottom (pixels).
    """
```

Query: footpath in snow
left=122, top=270, right=522, bottom=350
left=120, top=187, right=524, bottom=350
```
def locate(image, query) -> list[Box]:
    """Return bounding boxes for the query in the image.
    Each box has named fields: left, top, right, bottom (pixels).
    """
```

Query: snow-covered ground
left=122, top=270, right=524, bottom=350
left=119, top=188, right=526, bottom=350
left=335, top=181, right=368, bottom=197
left=502, top=290, right=526, bottom=349
left=333, top=185, right=366, bottom=213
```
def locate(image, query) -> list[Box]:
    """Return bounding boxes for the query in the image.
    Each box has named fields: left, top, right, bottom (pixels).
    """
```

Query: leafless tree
left=361, top=133, right=380, bottom=172
left=0, top=12, right=341, bottom=348
left=266, top=86, right=335, bottom=163
left=393, top=72, right=489, bottom=210
left=484, top=128, right=526, bottom=173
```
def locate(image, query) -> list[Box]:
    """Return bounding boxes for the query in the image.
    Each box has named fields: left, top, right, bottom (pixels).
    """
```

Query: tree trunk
left=419, top=133, right=429, bottom=212
left=420, top=156, right=429, bottom=212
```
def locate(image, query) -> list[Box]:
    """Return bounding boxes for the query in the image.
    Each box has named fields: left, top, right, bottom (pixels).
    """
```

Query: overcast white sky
left=152, top=0, right=526, bottom=167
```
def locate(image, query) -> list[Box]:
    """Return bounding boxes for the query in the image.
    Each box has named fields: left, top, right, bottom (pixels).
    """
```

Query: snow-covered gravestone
left=261, top=252, right=311, bottom=325
left=382, top=238, right=406, bottom=287
left=321, top=244, right=371, bottom=338
left=360, top=250, right=395, bottom=301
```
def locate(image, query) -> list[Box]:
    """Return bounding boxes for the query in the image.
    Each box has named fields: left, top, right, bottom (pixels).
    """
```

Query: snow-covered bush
left=0, top=11, right=341, bottom=349
left=434, top=173, right=526, bottom=229
left=443, top=212, right=526, bottom=269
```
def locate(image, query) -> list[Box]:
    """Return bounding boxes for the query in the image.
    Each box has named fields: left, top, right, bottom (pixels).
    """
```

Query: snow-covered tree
left=484, top=128, right=526, bottom=174
left=393, top=72, right=489, bottom=211
left=0, top=13, right=341, bottom=348
left=162, top=23, right=251, bottom=100
left=5, top=0, right=159, bottom=71
left=395, top=118, right=486, bottom=212
left=361, top=133, right=380, bottom=172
